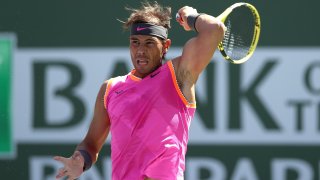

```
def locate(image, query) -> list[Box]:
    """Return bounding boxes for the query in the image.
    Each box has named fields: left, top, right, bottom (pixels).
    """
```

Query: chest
left=107, top=70, right=177, bottom=120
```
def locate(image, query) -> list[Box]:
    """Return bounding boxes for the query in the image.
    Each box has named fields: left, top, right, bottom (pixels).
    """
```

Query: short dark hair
left=123, top=1, right=171, bottom=30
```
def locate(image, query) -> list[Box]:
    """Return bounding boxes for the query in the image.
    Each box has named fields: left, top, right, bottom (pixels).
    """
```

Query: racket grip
left=175, top=13, right=183, bottom=23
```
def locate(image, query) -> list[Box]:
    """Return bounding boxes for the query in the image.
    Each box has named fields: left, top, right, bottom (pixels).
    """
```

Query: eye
left=130, top=40, right=139, bottom=47
left=146, top=41, right=156, bottom=47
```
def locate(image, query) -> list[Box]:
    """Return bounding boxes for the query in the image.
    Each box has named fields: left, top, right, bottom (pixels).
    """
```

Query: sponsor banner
left=1, top=144, right=320, bottom=180
left=12, top=47, right=320, bottom=144
left=1, top=41, right=320, bottom=179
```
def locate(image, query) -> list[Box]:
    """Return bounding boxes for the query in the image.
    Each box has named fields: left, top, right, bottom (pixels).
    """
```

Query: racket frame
left=217, top=2, right=261, bottom=64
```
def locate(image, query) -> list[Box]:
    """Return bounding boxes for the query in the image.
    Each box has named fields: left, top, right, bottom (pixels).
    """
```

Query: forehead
left=130, top=35, right=161, bottom=42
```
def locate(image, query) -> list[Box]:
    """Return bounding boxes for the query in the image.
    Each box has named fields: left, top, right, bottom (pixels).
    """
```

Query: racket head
left=217, top=3, right=261, bottom=64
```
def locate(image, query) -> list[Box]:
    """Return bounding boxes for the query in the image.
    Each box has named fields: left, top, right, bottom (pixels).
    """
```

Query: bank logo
left=0, top=34, right=15, bottom=159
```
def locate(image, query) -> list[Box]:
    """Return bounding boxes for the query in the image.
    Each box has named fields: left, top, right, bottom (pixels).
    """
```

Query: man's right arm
left=76, top=81, right=111, bottom=167
left=54, top=81, right=111, bottom=179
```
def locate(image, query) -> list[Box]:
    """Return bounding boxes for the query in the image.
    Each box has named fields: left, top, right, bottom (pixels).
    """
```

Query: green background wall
left=1, top=0, right=320, bottom=47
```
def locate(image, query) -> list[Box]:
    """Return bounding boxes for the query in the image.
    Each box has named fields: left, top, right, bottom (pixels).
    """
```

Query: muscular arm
left=180, top=13, right=225, bottom=77
left=76, top=81, right=111, bottom=164
left=173, top=7, right=225, bottom=102
left=54, top=81, right=110, bottom=179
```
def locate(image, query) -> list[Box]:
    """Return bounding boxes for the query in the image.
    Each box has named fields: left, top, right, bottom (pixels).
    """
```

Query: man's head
left=123, top=1, right=172, bottom=78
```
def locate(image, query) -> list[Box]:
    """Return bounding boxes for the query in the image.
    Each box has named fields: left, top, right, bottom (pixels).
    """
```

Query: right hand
left=54, top=151, right=85, bottom=180
left=176, top=6, right=199, bottom=31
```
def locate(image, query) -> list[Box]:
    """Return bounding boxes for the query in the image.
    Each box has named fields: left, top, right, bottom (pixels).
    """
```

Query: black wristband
left=79, top=150, right=93, bottom=171
left=187, top=13, right=201, bottom=32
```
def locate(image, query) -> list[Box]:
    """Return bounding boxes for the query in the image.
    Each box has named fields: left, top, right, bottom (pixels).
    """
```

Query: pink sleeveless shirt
left=104, top=60, right=196, bottom=180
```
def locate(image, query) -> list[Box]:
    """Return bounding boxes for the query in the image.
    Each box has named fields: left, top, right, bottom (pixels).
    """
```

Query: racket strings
left=222, top=6, right=255, bottom=61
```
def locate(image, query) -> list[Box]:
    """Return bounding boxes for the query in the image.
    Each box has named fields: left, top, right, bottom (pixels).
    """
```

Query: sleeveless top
left=104, top=60, right=196, bottom=180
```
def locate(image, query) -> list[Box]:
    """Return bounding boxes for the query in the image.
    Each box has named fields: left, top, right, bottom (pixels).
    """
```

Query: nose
left=136, top=44, right=146, bottom=56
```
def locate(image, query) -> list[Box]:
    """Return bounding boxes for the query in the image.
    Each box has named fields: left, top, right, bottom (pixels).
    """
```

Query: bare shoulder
left=94, top=80, right=109, bottom=107
left=99, top=80, right=109, bottom=94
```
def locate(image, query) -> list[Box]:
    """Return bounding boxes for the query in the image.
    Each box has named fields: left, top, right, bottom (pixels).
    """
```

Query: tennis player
left=54, top=1, right=225, bottom=180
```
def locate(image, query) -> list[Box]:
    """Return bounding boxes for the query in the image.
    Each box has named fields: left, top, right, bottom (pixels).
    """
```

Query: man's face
left=129, top=35, right=166, bottom=78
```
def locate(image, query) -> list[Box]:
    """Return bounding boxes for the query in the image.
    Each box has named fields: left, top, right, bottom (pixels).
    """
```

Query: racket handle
left=175, top=13, right=183, bottom=23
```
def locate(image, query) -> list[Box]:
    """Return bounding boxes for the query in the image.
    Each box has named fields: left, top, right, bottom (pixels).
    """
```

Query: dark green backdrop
left=1, top=0, right=320, bottom=47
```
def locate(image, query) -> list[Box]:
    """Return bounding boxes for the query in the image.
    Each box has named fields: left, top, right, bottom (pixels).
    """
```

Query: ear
left=163, top=39, right=171, bottom=54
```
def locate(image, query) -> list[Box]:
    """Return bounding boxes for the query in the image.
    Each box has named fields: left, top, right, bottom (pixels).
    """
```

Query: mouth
left=137, top=59, right=148, bottom=65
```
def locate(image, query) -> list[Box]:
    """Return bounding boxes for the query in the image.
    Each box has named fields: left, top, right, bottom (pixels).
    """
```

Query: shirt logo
left=137, top=27, right=148, bottom=31
left=115, top=90, right=124, bottom=95
left=150, top=71, right=160, bottom=78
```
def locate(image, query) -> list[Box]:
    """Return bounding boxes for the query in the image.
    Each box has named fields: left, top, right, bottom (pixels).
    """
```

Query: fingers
left=176, top=6, right=198, bottom=31
left=54, top=156, right=71, bottom=179
left=56, top=168, right=77, bottom=180
left=55, top=167, right=68, bottom=179
left=54, top=153, right=83, bottom=180
left=53, top=156, right=68, bottom=164
left=176, top=13, right=183, bottom=24
left=56, top=168, right=76, bottom=180
left=177, top=6, right=198, bottom=20
left=54, top=156, right=67, bottom=179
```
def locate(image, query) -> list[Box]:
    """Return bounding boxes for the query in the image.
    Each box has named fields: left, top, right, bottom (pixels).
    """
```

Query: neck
left=134, top=63, right=162, bottom=79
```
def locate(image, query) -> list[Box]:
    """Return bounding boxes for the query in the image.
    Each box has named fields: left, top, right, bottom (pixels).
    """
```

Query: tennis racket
left=176, top=3, right=261, bottom=64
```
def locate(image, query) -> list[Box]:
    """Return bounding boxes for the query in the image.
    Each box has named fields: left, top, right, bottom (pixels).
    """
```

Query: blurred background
left=1, top=0, right=320, bottom=179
